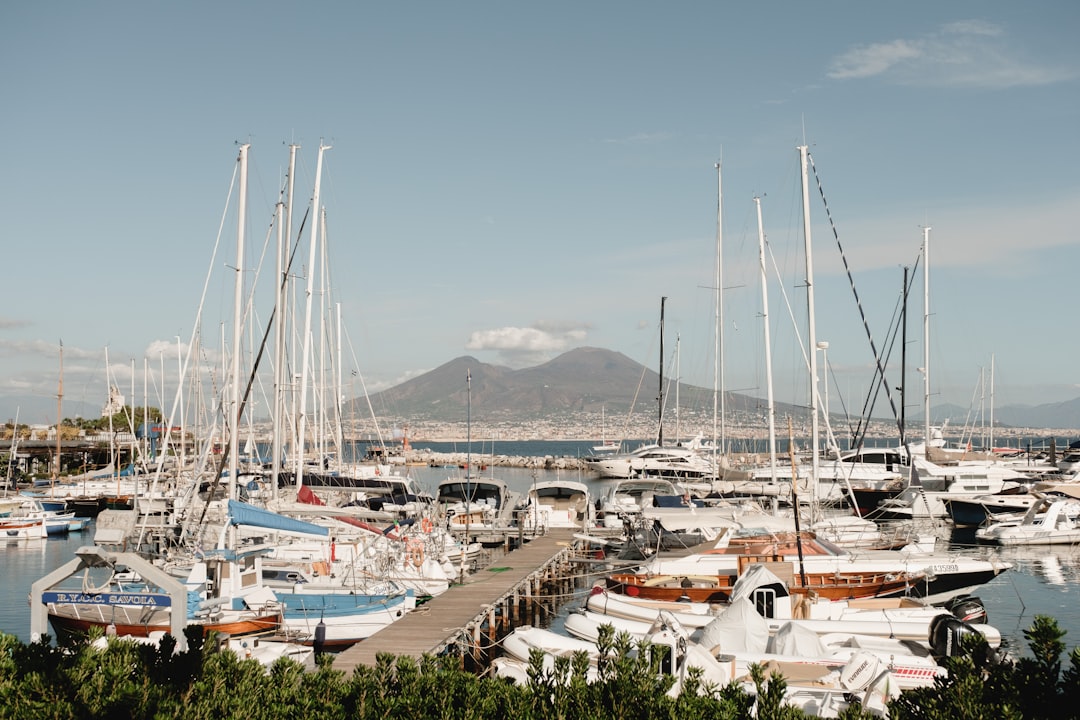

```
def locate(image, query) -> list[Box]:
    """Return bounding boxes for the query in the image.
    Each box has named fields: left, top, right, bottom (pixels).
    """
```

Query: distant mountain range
left=356, top=347, right=1080, bottom=431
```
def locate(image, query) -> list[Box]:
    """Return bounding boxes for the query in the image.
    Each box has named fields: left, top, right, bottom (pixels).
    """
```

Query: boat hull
left=606, top=569, right=922, bottom=603
left=47, top=606, right=281, bottom=642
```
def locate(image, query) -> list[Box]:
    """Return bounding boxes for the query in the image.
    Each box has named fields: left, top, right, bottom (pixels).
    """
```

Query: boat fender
left=314, top=619, right=326, bottom=654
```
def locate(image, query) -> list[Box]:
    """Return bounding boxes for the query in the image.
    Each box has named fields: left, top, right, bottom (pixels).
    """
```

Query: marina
left=6, top=465, right=1080, bottom=658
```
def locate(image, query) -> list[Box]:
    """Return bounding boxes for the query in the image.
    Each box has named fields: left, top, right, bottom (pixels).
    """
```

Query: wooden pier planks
left=333, top=528, right=578, bottom=673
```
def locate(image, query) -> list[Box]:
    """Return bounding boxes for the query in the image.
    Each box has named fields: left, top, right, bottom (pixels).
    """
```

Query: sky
left=1, top=1, right=1078, bottom=428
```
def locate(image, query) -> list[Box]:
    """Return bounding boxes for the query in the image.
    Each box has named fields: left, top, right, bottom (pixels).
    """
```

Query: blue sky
left=2, top=1, right=1078, bottom=427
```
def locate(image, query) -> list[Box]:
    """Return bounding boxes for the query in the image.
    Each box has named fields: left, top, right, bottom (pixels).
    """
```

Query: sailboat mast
left=271, top=197, right=285, bottom=502
left=227, top=143, right=249, bottom=503
left=900, top=266, right=909, bottom=446
left=922, top=226, right=932, bottom=456
left=295, top=141, right=330, bottom=491
left=713, top=161, right=725, bottom=458
left=658, top=296, right=667, bottom=446
left=53, top=341, right=63, bottom=486
left=989, top=354, right=995, bottom=452
left=755, top=197, right=777, bottom=483
left=798, top=145, right=821, bottom=504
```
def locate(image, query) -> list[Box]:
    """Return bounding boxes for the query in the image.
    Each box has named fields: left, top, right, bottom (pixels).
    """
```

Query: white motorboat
left=520, top=478, right=594, bottom=531
left=583, top=436, right=717, bottom=481
left=436, top=475, right=523, bottom=534
left=870, top=457, right=1027, bottom=520
left=592, top=477, right=690, bottom=529
left=975, top=496, right=1080, bottom=546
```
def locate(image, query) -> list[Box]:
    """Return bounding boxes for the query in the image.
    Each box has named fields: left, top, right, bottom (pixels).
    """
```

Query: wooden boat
left=47, top=604, right=281, bottom=642
left=606, top=561, right=925, bottom=603
left=0, top=518, right=47, bottom=540
left=641, top=530, right=1010, bottom=605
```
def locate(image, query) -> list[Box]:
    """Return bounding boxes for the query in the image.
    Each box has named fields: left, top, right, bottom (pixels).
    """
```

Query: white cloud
left=828, top=39, right=921, bottom=80
left=466, top=324, right=590, bottom=366
left=144, top=339, right=191, bottom=359
left=827, top=21, right=1075, bottom=88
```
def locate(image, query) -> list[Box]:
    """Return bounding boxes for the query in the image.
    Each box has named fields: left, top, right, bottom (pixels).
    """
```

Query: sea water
left=5, top=461, right=1080, bottom=659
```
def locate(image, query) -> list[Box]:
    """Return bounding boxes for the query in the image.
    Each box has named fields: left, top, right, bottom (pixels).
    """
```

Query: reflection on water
left=944, top=524, right=1080, bottom=655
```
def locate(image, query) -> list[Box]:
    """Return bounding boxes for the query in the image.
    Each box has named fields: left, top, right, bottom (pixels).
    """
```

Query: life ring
left=420, top=517, right=434, bottom=533
left=406, top=538, right=425, bottom=567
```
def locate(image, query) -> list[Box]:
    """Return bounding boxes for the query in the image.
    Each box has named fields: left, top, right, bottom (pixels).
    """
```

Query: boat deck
left=332, top=528, right=577, bottom=673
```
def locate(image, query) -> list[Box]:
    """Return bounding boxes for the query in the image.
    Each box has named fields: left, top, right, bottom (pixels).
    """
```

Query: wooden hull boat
left=605, top=564, right=924, bottom=603
left=47, top=605, right=281, bottom=641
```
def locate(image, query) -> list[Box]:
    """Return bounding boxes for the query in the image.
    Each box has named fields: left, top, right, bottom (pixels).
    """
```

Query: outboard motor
left=930, top=614, right=982, bottom=657
left=944, top=594, right=987, bottom=624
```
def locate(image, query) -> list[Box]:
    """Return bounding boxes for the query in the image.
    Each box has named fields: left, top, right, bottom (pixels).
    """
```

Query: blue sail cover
left=227, top=499, right=329, bottom=537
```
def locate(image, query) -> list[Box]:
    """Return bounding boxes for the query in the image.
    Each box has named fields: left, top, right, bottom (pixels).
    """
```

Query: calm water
left=5, top=460, right=1080, bottom=658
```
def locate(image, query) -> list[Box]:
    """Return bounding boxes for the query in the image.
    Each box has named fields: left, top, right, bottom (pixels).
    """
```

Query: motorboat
left=583, top=435, right=718, bottom=481
left=868, top=457, right=1027, bottom=521
left=436, top=474, right=523, bottom=535
left=592, top=477, right=690, bottom=529
left=520, top=477, right=594, bottom=531
left=975, top=496, right=1080, bottom=546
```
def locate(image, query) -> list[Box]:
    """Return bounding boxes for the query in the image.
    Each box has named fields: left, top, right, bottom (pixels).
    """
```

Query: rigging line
left=197, top=204, right=311, bottom=530
left=850, top=275, right=908, bottom=450
left=806, top=152, right=903, bottom=438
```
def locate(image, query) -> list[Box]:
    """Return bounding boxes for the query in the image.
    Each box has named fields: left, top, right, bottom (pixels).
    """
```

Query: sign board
left=41, top=591, right=173, bottom=607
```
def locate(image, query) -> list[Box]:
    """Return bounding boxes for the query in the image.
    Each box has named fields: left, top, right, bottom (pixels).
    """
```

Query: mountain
left=356, top=346, right=1080, bottom=431
left=932, top=399, right=1080, bottom=434
left=357, top=346, right=779, bottom=423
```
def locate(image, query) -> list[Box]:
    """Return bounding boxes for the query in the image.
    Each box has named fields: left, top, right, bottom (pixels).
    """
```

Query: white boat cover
left=693, top=598, right=770, bottom=654
left=767, top=620, right=827, bottom=657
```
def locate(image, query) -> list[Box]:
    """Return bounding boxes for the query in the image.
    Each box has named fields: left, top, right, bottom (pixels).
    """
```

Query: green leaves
left=1, top=615, right=1078, bottom=719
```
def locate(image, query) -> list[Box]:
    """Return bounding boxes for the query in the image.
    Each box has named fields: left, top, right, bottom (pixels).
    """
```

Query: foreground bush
left=1, top=615, right=1078, bottom=719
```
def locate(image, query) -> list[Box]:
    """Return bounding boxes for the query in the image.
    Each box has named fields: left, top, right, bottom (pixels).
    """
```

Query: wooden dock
left=333, top=528, right=579, bottom=674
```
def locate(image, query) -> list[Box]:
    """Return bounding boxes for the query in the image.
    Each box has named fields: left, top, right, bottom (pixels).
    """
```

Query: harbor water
left=4, top=461, right=1080, bottom=660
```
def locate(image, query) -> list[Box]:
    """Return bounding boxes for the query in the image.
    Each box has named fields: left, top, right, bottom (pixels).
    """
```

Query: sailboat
left=591, top=406, right=619, bottom=453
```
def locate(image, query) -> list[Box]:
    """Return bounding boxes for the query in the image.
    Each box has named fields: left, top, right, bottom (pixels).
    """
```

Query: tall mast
left=271, top=144, right=296, bottom=500
left=53, top=341, right=63, bottom=487
left=755, top=197, right=777, bottom=483
left=900, top=266, right=909, bottom=446
left=713, top=161, right=725, bottom=458
left=271, top=197, right=285, bottom=501
left=922, top=226, right=931, bottom=457
left=798, top=145, right=820, bottom=504
left=658, top=296, right=667, bottom=446
left=295, top=141, right=330, bottom=491
left=227, top=143, right=249, bottom=503
left=989, top=354, right=995, bottom=452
